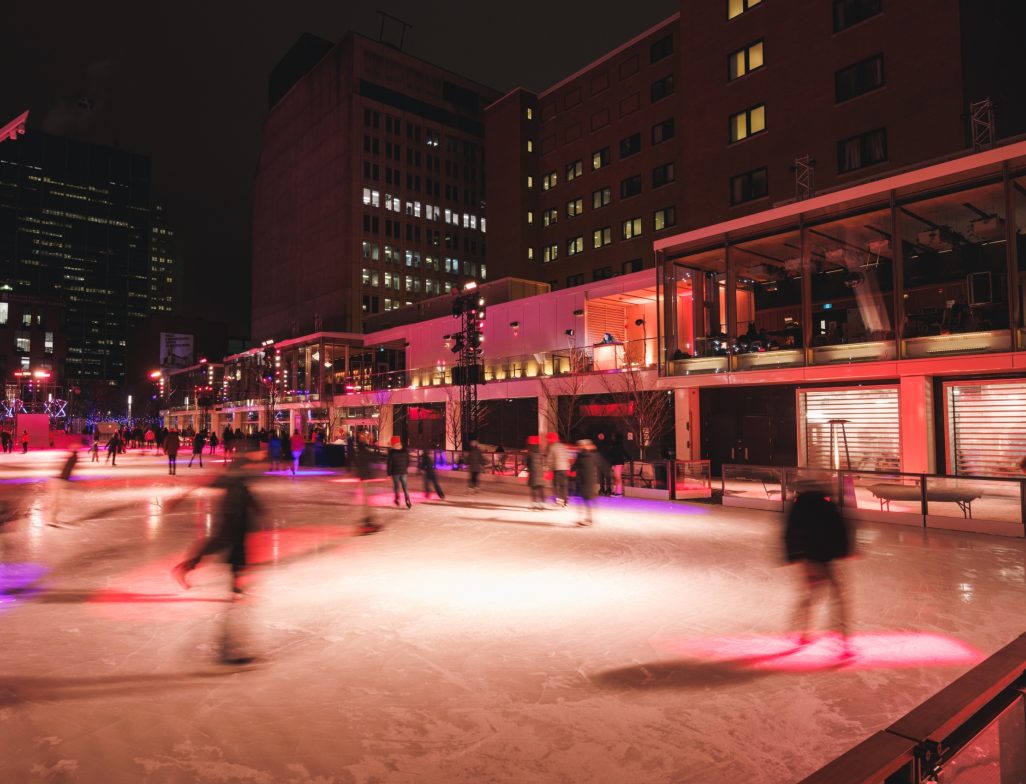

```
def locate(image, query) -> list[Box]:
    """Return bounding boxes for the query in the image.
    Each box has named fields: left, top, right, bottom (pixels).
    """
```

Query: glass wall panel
left=900, top=181, right=1010, bottom=357
left=732, top=229, right=804, bottom=369
left=665, top=249, right=729, bottom=374
left=1010, top=173, right=1026, bottom=347
left=807, top=206, right=896, bottom=363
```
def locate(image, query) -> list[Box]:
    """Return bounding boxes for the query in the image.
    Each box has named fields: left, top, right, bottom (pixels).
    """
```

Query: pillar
left=899, top=375, right=935, bottom=474
left=378, top=404, right=394, bottom=447
left=674, top=387, right=701, bottom=461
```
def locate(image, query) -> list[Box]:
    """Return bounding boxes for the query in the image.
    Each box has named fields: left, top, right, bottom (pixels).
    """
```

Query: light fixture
left=565, top=329, right=575, bottom=337
left=634, top=318, right=645, bottom=327
left=509, top=321, right=519, bottom=328
left=573, top=309, right=584, bottom=316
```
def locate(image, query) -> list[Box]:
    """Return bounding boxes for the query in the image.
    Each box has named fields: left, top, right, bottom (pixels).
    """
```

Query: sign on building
left=160, top=333, right=194, bottom=369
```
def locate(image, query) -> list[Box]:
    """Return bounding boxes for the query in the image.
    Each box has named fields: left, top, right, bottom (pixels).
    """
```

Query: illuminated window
left=593, top=227, right=612, bottom=248
left=542, top=171, right=558, bottom=190
left=728, top=0, right=762, bottom=20
left=543, top=208, right=558, bottom=227
left=592, top=147, right=610, bottom=170
left=566, top=198, right=584, bottom=218
left=527, top=211, right=534, bottom=225
left=566, top=236, right=584, bottom=256
left=44, top=332, right=54, bottom=354
left=526, top=107, right=533, bottom=120
left=592, top=187, right=611, bottom=209
left=361, top=241, right=380, bottom=260
left=730, top=104, right=766, bottom=142
left=653, top=206, right=677, bottom=231
left=565, top=160, right=583, bottom=181
left=21, top=313, right=31, bottom=327
left=15, top=332, right=29, bottom=353
left=527, top=175, right=534, bottom=189
left=728, top=40, right=764, bottom=80
left=543, top=244, right=559, bottom=263
left=621, top=217, right=643, bottom=240
left=361, top=268, right=380, bottom=286
left=526, top=140, right=534, bottom=152
left=527, top=247, right=535, bottom=260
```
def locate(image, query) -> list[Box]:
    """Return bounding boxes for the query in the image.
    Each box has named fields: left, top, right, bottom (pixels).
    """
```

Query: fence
left=721, top=464, right=1026, bottom=537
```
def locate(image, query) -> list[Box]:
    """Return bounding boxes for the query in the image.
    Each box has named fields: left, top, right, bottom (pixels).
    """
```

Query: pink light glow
left=649, top=633, right=983, bottom=672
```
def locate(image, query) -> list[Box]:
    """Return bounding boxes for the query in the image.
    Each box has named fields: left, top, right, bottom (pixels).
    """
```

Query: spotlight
left=565, top=329, right=575, bottom=337
left=634, top=318, right=645, bottom=326
left=573, top=309, right=584, bottom=316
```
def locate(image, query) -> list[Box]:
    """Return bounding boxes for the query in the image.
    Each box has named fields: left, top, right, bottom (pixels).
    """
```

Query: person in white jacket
left=546, top=431, right=571, bottom=507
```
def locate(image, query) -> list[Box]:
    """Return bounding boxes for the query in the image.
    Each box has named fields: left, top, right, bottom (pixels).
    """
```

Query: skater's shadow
left=457, top=515, right=567, bottom=528
left=592, top=653, right=800, bottom=690
left=0, top=670, right=237, bottom=705
left=450, top=501, right=550, bottom=513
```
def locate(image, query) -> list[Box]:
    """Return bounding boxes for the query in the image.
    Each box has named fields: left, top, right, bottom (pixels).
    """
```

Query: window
left=527, top=210, right=534, bottom=225
left=833, top=0, right=882, bottom=32
left=620, top=175, right=642, bottom=199
left=527, top=247, right=535, bottom=260
left=566, top=198, right=584, bottom=218
left=21, top=313, right=31, bottom=327
left=622, top=259, right=643, bottom=274
left=650, top=74, right=674, bottom=102
left=15, top=332, right=29, bottom=353
left=622, top=217, right=643, bottom=240
left=44, top=332, right=53, bottom=354
left=593, top=227, right=612, bottom=248
left=652, top=118, right=675, bottom=145
left=592, top=187, right=611, bottom=209
left=567, top=236, right=584, bottom=256
left=361, top=241, right=380, bottom=260
left=565, top=159, right=583, bottom=181
left=542, top=171, right=558, bottom=190
left=728, top=40, right=764, bottom=80
left=837, top=128, right=887, bottom=173
left=730, top=167, right=769, bottom=205
left=0, top=303, right=7, bottom=325
left=650, top=34, right=673, bottom=63
left=652, top=162, right=676, bottom=187
left=835, top=54, right=884, bottom=102
left=527, top=175, right=534, bottom=189
left=654, top=206, right=677, bottom=231
left=384, top=271, right=400, bottom=290
left=593, top=266, right=614, bottom=281
left=567, top=273, right=584, bottom=287
left=362, top=188, right=380, bottom=207
left=526, top=107, right=533, bottom=120
left=362, top=295, right=380, bottom=314
left=728, top=0, right=762, bottom=20
left=543, top=244, right=559, bottom=263
left=730, top=104, right=766, bottom=142
left=526, top=140, right=534, bottom=153
left=543, top=208, right=558, bottom=227
left=592, top=147, right=610, bottom=170
left=361, top=268, right=380, bottom=287
left=620, top=132, right=641, bottom=159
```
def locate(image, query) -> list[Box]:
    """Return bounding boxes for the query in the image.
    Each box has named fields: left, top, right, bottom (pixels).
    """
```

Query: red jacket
left=290, top=434, right=305, bottom=453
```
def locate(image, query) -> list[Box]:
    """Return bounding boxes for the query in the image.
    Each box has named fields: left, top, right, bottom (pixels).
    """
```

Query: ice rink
left=1, top=450, right=1024, bottom=783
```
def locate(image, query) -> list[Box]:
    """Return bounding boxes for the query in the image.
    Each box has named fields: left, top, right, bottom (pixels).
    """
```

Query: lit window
left=566, top=236, right=584, bottom=256
left=622, top=217, right=643, bottom=240
left=362, top=188, right=380, bottom=207
left=729, top=40, right=764, bottom=81
left=526, top=107, right=533, bottom=120
left=542, top=171, right=558, bottom=190
left=593, top=227, right=612, bottom=248
left=543, top=244, right=559, bottom=263
left=21, top=313, right=31, bottom=327
left=653, top=206, right=677, bottom=231
left=592, top=187, right=611, bottom=209
left=526, top=140, right=534, bottom=153
left=527, top=175, right=534, bottom=189
left=480, top=264, right=487, bottom=280
left=527, top=247, right=535, bottom=260
left=15, top=332, right=29, bottom=353
left=730, top=104, right=766, bottom=142
left=728, top=0, right=762, bottom=20
left=543, top=208, right=558, bottom=227
left=527, top=211, right=534, bottom=225
left=44, top=332, right=54, bottom=354
left=566, top=198, right=584, bottom=218
left=592, top=147, right=610, bottom=170
left=566, top=160, right=583, bottom=181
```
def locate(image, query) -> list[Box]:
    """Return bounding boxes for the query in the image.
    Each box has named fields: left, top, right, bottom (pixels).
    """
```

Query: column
left=674, top=387, right=701, bottom=461
left=378, top=404, right=394, bottom=447
left=899, top=375, right=935, bottom=474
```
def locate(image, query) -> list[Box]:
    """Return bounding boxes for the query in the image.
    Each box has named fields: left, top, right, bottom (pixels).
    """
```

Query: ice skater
left=572, top=440, right=598, bottom=526
left=387, top=436, right=411, bottom=508
left=171, top=452, right=265, bottom=665
left=419, top=446, right=445, bottom=500
left=165, top=427, right=180, bottom=475
left=466, top=439, right=484, bottom=492
left=784, top=484, right=854, bottom=657
left=289, top=429, right=305, bottom=475
left=105, top=431, right=122, bottom=465
left=546, top=432, right=570, bottom=507
left=353, top=433, right=381, bottom=533
left=188, top=430, right=206, bottom=468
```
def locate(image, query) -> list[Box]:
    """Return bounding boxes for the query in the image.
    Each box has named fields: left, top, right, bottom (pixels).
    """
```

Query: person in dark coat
left=525, top=436, right=547, bottom=509
left=466, top=440, right=484, bottom=492
left=188, top=430, right=206, bottom=468
left=267, top=431, right=283, bottom=471
left=386, top=436, right=412, bottom=508
left=353, top=433, right=380, bottom=532
left=171, top=453, right=264, bottom=664
left=572, top=440, right=599, bottom=526
left=1, top=430, right=11, bottom=453
left=209, top=431, right=219, bottom=455
left=419, top=447, right=445, bottom=501
left=784, top=486, right=854, bottom=656
left=164, top=428, right=181, bottom=475
left=105, top=432, right=121, bottom=466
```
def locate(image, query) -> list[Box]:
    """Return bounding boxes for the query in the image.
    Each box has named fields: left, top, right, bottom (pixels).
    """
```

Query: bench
left=867, top=482, right=981, bottom=518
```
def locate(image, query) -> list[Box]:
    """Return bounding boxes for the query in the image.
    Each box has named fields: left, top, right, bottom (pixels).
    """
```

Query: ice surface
left=0, top=450, right=1024, bottom=783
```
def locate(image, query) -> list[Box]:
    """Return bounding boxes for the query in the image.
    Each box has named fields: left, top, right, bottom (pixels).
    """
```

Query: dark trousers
left=189, top=451, right=203, bottom=467
left=22, top=442, right=28, bottom=454
left=530, top=485, right=546, bottom=504
left=552, top=470, right=568, bottom=504
left=168, top=455, right=177, bottom=474
left=392, top=474, right=410, bottom=503
left=423, top=471, right=444, bottom=498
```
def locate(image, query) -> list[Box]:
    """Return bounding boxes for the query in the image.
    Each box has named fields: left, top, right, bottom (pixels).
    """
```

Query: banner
left=160, top=333, right=194, bottom=369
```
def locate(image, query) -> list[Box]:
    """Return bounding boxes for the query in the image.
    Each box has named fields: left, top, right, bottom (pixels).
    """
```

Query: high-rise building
left=150, top=202, right=182, bottom=315
left=0, top=130, right=155, bottom=387
left=251, top=32, right=501, bottom=340
left=487, top=0, right=1026, bottom=289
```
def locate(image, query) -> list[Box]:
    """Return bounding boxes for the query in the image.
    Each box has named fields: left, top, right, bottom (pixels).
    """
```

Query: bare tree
left=370, top=388, right=393, bottom=445
left=541, top=346, right=590, bottom=441
left=600, top=368, right=673, bottom=460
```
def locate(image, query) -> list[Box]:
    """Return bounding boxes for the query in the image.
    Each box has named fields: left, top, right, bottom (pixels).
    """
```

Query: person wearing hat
left=386, top=435, right=412, bottom=508
left=525, top=435, right=546, bottom=509
left=546, top=431, right=570, bottom=507
left=572, top=439, right=599, bottom=526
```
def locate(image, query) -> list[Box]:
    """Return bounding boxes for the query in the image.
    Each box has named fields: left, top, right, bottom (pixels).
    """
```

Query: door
left=701, top=386, right=797, bottom=475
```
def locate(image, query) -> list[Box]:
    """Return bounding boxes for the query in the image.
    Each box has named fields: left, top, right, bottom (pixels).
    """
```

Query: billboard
left=160, top=333, right=194, bottom=369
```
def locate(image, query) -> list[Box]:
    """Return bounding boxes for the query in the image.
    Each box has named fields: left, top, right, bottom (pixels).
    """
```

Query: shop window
left=837, top=128, right=887, bottom=173
left=836, top=54, right=884, bottom=103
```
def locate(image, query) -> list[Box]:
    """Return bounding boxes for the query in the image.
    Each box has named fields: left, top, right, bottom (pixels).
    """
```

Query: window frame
left=650, top=34, right=674, bottom=63
left=729, top=103, right=767, bottom=143
left=727, top=0, right=763, bottom=21
left=592, top=147, right=610, bottom=171
left=621, top=216, right=643, bottom=240
left=592, top=186, right=612, bottom=209
left=837, top=127, right=888, bottom=174
left=565, top=159, right=583, bottom=182
left=653, top=205, right=677, bottom=232
left=835, top=53, right=885, bottom=103
left=651, top=118, right=675, bottom=145
left=593, top=226, right=613, bottom=249
left=730, top=166, right=769, bottom=206
left=833, top=0, right=882, bottom=32
left=728, top=39, right=765, bottom=81
left=652, top=162, right=676, bottom=188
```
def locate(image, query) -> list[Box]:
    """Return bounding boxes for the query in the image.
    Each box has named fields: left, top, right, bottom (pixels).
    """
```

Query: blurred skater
left=546, top=432, right=570, bottom=507
left=165, top=427, right=180, bottom=475
left=21, top=430, right=29, bottom=454
left=188, top=430, right=206, bottom=468
left=267, top=430, right=283, bottom=472
left=171, top=452, right=265, bottom=664
left=419, top=446, right=445, bottom=500
left=105, top=431, right=122, bottom=466
left=526, top=436, right=546, bottom=509
left=784, top=485, right=854, bottom=657
left=353, top=433, right=380, bottom=533
left=289, top=429, right=304, bottom=475
left=387, top=436, right=411, bottom=508
left=572, top=440, right=599, bottom=526
left=466, top=439, right=484, bottom=492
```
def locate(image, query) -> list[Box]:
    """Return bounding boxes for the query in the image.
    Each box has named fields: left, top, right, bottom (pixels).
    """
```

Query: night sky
left=2, top=1, right=678, bottom=336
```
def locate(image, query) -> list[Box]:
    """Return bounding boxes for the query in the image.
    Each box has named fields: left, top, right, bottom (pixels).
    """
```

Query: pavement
left=1, top=448, right=1024, bottom=783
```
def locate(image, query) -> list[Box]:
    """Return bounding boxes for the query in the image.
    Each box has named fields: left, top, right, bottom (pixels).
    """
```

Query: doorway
left=700, top=385, right=797, bottom=475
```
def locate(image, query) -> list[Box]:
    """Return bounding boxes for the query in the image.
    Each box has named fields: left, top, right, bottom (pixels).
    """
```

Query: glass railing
left=673, top=459, right=712, bottom=499
left=731, top=348, right=804, bottom=371
left=903, top=328, right=1011, bottom=359
left=721, top=464, right=785, bottom=509
left=623, top=460, right=670, bottom=492
left=810, top=339, right=897, bottom=365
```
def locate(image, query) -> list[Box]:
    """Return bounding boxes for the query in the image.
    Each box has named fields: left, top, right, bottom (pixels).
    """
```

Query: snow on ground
left=1, top=450, right=1024, bottom=783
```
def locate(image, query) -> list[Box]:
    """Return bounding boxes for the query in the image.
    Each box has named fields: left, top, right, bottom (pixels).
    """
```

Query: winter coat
left=164, top=432, right=181, bottom=456
left=418, top=450, right=437, bottom=475
left=354, top=443, right=375, bottom=481
left=466, top=446, right=485, bottom=472
left=546, top=440, right=571, bottom=472
left=387, top=446, right=410, bottom=476
left=784, top=491, right=852, bottom=564
left=290, top=433, right=305, bottom=454
left=573, top=450, right=599, bottom=500
left=526, top=447, right=546, bottom=487
left=192, top=434, right=206, bottom=454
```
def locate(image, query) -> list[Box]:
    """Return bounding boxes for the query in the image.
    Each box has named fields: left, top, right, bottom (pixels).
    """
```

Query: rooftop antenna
left=377, top=10, right=412, bottom=51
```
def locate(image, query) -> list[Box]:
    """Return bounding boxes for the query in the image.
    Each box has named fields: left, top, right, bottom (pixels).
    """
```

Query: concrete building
left=251, top=32, right=501, bottom=341
left=486, top=0, right=1026, bottom=290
